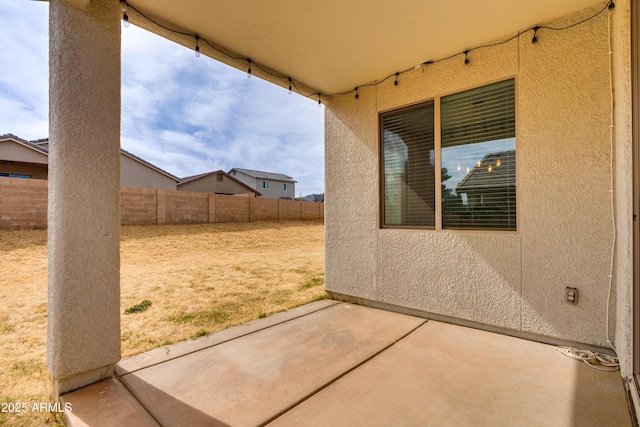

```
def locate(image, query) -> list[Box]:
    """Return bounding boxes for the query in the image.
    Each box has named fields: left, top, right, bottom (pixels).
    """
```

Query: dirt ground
left=0, top=221, right=325, bottom=426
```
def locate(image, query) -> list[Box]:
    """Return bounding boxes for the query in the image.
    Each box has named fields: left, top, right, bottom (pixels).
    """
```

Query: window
left=382, top=101, right=435, bottom=227
left=0, top=173, right=30, bottom=178
left=263, top=181, right=269, bottom=189
left=216, top=173, right=223, bottom=182
left=381, top=78, right=516, bottom=230
left=284, top=183, right=290, bottom=191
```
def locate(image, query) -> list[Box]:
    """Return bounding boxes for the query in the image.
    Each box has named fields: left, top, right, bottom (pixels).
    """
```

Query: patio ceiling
left=128, top=0, right=600, bottom=94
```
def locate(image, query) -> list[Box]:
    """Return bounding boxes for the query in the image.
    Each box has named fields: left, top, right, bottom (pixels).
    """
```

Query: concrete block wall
left=280, top=199, right=302, bottom=221
left=215, top=194, right=250, bottom=223
left=0, top=178, right=324, bottom=229
left=0, top=177, right=48, bottom=229
left=252, top=198, right=280, bottom=221
left=121, top=186, right=157, bottom=225
left=165, top=190, right=209, bottom=224
left=302, top=199, right=323, bottom=220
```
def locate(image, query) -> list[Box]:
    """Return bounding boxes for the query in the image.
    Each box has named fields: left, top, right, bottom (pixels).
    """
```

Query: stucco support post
left=47, top=0, right=121, bottom=395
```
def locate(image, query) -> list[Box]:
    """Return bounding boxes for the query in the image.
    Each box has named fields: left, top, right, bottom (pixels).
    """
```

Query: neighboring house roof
left=229, top=168, right=297, bottom=183
left=0, top=133, right=49, bottom=156
left=456, top=150, right=515, bottom=193
left=180, top=170, right=262, bottom=196
left=298, top=193, right=324, bottom=202
left=1, top=134, right=181, bottom=183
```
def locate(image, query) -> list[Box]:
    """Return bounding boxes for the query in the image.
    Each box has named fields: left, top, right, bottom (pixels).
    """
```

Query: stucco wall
left=258, top=179, right=295, bottom=199
left=121, top=154, right=177, bottom=191
left=325, top=3, right=622, bottom=348
left=0, top=142, right=48, bottom=164
left=178, top=173, right=255, bottom=195
left=232, top=170, right=296, bottom=199
left=0, top=140, right=49, bottom=179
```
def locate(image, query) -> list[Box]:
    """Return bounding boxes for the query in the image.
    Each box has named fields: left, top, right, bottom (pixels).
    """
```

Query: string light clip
left=121, top=1, right=130, bottom=28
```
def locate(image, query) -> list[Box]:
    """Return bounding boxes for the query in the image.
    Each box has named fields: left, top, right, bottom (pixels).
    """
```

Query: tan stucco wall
left=325, top=3, right=627, bottom=350
left=120, top=154, right=177, bottom=190
left=178, top=173, right=254, bottom=195
left=47, top=0, right=121, bottom=394
left=0, top=141, right=48, bottom=164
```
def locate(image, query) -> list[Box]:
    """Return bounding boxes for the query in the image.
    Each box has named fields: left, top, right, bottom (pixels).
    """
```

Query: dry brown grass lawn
left=0, top=220, right=325, bottom=426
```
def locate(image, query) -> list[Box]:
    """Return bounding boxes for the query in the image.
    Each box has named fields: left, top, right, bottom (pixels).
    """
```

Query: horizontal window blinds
left=382, top=102, right=435, bottom=227
left=441, top=79, right=516, bottom=230
left=441, top=79, right=515, bottom=148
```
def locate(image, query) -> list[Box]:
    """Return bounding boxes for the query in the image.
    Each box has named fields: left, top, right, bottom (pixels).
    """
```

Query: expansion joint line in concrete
left=259, top=319, right=429, bottom=426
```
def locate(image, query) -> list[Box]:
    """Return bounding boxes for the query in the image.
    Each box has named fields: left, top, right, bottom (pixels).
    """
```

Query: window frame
left=379, top=77, right=517, bottom=232
left=379, top=100, right=437, bottom=230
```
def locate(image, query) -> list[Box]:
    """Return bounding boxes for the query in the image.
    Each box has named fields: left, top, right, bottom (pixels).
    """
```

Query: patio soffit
left=127, top=0, right=600, bottom=95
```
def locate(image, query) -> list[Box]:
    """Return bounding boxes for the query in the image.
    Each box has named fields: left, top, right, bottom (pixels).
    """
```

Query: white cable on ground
left=555, top=346, right=619, bottom=371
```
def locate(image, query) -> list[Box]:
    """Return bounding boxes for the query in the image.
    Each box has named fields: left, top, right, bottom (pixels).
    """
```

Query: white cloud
left=0, top=3, right=325, bottom=196
left=0, top=1, right=49, bottom=140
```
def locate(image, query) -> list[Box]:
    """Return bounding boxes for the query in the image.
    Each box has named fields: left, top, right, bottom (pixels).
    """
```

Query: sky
left=0, top=1, right=325, bottom=196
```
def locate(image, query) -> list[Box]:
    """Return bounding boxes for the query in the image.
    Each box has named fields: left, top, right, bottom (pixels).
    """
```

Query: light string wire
left=554, top=3, right=619, bottom=370
left=606, top=2, right=617, bottom=355
left=121, top=0, right=614, bottom=104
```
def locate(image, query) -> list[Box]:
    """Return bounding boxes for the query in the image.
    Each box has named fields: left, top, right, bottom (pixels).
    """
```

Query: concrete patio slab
left=61, top=302, right=633, bottom=426
left=270, top=320, right=632, bottom=427
left=116, top=299, right=340, bottom=375
left=60, top=378, right=159, bottom=427
left=119, top=303, right=425, bottom=426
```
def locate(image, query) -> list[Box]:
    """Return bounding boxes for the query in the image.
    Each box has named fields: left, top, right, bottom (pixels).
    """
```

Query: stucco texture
left=325, top=3, right=623, bottom=348
left=47, top=0, right=121, bottom=390
left=121, top=155, right=177, bottom=191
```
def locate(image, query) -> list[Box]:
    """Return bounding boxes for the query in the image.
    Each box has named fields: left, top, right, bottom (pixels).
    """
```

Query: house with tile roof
left=0, top=134, right=181, bottom=190
left=178, top=170, right=261, bottom=196
left=228, top=167, right=296, bottom=199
